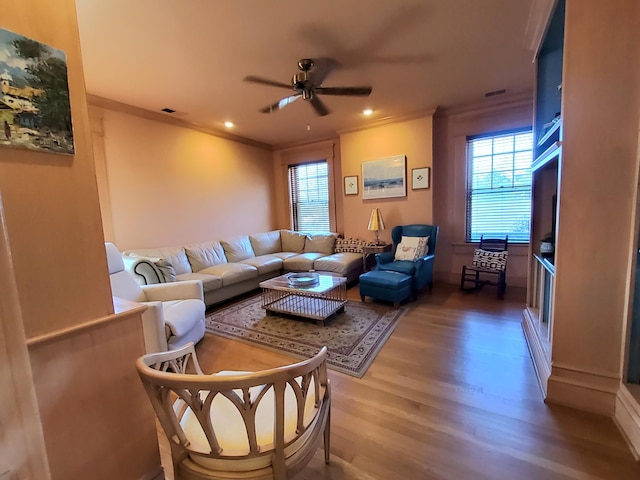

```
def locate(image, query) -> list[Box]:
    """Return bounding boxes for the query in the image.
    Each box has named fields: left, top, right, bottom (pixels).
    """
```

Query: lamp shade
left=367, top=208, right=385, bottom=232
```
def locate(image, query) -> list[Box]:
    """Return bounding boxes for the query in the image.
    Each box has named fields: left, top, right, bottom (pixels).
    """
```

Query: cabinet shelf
left=532, top=141, right=562, bottom=172
left=534, top=254, right=556, bottom=275
left=537, top=116, right=562, bottom=147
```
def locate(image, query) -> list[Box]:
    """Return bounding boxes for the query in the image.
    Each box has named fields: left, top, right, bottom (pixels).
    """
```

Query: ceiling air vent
left=485, top=89, right=507, bottom=98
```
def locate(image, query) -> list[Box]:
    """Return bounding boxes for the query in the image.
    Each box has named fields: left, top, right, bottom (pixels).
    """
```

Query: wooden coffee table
left=259, top=273, right=347, bottom=325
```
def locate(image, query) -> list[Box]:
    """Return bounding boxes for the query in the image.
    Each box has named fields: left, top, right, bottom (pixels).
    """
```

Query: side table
left=362, top=243, right=392, bottom=272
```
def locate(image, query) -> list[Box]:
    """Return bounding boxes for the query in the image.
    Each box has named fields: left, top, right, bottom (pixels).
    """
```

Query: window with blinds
left=466, top=129, right=533, bottom=243
left=288, top=161, right=330, bottom=232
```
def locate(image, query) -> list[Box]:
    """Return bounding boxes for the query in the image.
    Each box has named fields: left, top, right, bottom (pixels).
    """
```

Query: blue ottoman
left=359, top=270, right=412, bottom=307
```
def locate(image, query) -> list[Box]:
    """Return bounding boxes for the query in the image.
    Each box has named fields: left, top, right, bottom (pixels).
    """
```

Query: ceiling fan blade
left=308, top=57, right=338, bottom=86
left=315, top=86, right=372, bottom=96
left=259, top=94, right=301, bottom=114
left=309, top=95, right=330, bottom=116
left=244, top=75, right=292, bottom=90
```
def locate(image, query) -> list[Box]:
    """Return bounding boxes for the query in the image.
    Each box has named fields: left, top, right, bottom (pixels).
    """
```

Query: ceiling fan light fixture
left=244, top=57, right=372, bottom=117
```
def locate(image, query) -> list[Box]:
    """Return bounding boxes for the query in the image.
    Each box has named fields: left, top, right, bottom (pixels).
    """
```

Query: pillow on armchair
left=394, top=236, right=429, bottom=261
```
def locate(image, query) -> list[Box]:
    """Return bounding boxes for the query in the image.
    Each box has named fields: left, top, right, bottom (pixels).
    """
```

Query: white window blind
left=466, top=129, right=533, bottom=243
left=288, top=161, right=330, bottom=232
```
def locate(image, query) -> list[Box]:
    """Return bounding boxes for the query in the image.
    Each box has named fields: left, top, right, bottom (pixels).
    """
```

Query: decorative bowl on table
left=287, top=272, right=319, bottom=287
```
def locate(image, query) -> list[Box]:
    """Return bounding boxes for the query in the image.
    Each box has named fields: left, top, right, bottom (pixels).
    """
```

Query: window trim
left=465, top=127, right=533, bottom=244
left=288, top=159, right=331, bottom=233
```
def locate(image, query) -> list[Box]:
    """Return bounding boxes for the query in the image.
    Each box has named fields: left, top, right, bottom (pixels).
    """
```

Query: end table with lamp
left=362, top=243, right=392, bottom=271
left=364, top=208, right=391, bottom=271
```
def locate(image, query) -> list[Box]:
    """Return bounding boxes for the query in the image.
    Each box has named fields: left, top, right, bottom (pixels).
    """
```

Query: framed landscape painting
left=0, top=27, right=74, bottom=155
left=362, top=155, right=406, bottom=200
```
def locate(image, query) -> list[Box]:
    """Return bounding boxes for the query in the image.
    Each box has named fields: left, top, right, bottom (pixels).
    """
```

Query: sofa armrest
left=375, top=251, right=395, bottom=266
left=140, top=301, right=169, bottom=353
left=123, top=256, right=164, bottom=285
left=141, top=280, right=204, bottom=303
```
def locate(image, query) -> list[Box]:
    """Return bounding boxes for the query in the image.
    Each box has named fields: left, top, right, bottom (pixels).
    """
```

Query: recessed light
left=362, top=108, right=373, bottom=116
left=224, top=121, right=234, bottom=128
left=161, top=107, right=176, bottom=114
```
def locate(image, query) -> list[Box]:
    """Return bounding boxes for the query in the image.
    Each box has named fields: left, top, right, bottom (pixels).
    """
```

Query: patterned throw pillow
left=334, top=238, right=372, bottom=254
left=394, top=236, right=429, bottom=261
left=472, top=249, right=508, bottom=271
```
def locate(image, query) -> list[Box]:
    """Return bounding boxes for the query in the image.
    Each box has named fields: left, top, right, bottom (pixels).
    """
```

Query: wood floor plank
left=156, top=284, right=640, bottom=479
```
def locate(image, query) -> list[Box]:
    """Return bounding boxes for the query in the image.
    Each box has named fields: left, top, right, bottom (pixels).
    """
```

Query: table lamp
left=367, top=208, right=385, bottom=245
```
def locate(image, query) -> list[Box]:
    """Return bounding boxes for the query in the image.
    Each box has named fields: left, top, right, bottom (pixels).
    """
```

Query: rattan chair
left=136, top=343, right=331, bottom=480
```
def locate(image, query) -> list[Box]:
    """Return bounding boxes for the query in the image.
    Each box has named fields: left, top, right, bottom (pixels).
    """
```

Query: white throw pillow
left=394, top=236, right=429, bottom=261
left=129, top=254, right=176, bottom=282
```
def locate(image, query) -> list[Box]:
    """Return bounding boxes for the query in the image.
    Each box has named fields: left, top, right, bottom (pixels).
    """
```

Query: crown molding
left=524, top=0, right=558, bottom=60
left=273, top=135, right=341, bottom=152
left=86, top=95, right=272, bottom=151
left=336, top=108, right=437, bottom=136
left=435, top=91, right=533, bottom=119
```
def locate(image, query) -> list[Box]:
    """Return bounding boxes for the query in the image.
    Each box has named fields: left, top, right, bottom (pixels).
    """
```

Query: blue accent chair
left=374, top=224, right=439, bottom=296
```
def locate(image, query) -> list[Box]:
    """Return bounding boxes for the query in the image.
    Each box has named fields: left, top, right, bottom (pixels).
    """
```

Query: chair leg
left=497, top=272, right=506, bottom=299
left=324, top=406, right=331, bottom=464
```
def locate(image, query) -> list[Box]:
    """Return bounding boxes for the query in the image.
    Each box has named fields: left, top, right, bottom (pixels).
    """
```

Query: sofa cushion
left=314, top=252, right=361, bottom=276
left=280, top=230, right=306, bottom=253
left=185, top=241, right=227, bottom=272
left=124, top=246, right=192, bottom=275
left=304, top=233, right=337, bottom=255
left=221, top=235, right=256, bottom=263
left=283, top=253, right=326, bottom=272
left=176, top=272, right=223, bottom=293
left=239, top=255, right=283, bottom=275
left=270, top=252, right=299, bottom=260
left=249, top=231, right=282, bottom=256
left=199, top=263, right=258, bottom=287
left=377, top=260, right=417, bottom=276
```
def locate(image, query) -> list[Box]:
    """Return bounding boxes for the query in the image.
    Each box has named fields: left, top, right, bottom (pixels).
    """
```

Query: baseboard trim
left=521, top=307, right=550, bottom=397
left=615, top=385, right=640, bottom=460
left=546, top=365, right=618, bottom=415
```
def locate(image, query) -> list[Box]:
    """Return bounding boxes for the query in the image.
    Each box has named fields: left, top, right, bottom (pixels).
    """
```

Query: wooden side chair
left=136, top=342, right=331, bottom=480
left=460, top=235, right=509, bottom=299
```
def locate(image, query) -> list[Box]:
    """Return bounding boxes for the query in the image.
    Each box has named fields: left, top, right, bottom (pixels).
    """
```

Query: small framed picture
left=412, top=167, right=430, bottom=190
left=344, top=175, right=358, bottom=195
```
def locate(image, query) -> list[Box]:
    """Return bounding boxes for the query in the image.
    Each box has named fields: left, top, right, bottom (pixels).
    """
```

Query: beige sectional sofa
left=121, top=230, right=369, bottom=307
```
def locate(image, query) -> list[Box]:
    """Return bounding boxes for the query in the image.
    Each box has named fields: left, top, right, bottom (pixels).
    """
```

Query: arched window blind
left=466, top=129, right=533, bottom=243
left=288, top=160, right=330, bottom=232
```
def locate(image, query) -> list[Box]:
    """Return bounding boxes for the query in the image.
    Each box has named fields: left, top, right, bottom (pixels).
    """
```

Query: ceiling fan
left=243, top=58, right=372, bottom=117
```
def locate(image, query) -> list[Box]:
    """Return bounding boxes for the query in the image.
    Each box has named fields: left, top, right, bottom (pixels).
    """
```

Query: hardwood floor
left=158, top=284, right=640, bottom=479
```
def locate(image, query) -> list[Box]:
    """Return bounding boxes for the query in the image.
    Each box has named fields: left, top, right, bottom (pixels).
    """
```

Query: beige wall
left=340, top=115, right=434, bottom=245
left=2, top=3, right=160, bottom=479
left=273, top=139, right=341, bottom=232
left=93, top=107, right=276, bottom=249
left=433, top=96, right=533, bottom=287
left=1, top=5, right=112, bottom=337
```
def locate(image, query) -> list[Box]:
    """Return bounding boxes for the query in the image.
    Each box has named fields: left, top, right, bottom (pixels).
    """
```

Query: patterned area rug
left=205, top=295, right=408, bottom=378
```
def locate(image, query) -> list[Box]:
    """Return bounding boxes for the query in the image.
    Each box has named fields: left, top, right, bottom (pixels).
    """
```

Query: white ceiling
left=74, top=0, right=535, bottom=148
